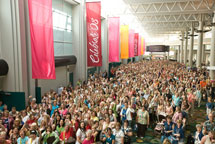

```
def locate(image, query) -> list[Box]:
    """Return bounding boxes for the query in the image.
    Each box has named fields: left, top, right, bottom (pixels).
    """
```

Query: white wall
left=0, top=0, right=3, bottom=91
left=23, top=0, right=35, bottom=99
left=72, top=2, right=87, bottom=83
left=0, top=0, right=26, bottom=93
left=101, top=18, right=109, bottom=72
left=38, top=66, right=68, bottom=95
left=0, top=0, right=17, bottom=92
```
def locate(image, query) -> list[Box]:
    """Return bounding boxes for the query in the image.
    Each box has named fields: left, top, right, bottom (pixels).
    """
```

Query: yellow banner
left=141, top=37, right=144, bottom=55
left=120, top=25, right=129, bottom=59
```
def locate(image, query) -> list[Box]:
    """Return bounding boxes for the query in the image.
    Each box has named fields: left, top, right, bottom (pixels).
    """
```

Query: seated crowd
left=0, top=60, right=215, bottom=144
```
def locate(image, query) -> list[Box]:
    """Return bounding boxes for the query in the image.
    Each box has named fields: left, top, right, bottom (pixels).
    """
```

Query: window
left=52, top=0, right=73, bottom=56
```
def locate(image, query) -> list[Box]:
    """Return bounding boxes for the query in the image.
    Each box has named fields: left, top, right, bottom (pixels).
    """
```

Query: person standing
left=120, top=103, right=128, bottom=125
left=136, top=106, right=149, bottom=138
left=112, top=123, right=124, bottom=144
left=195, top=86, right=202, bottom=108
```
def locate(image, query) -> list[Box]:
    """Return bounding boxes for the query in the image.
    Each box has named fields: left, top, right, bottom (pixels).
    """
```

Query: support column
left=184, top=29, right=188, bottom=65
left=202, top=44, right=206, bottom=65
left=177, top=45, right=180, bottom=62
left=196, top=15, right=204, bottom=68
left=180, top=32, right=184, bottom=63
left=166, top=52, right=169, bottom=60
left=210, top=12, right=215, bottom=80
left=174, top=46, right=177, bottom=60
left=189, top=23, right=194, bottom=67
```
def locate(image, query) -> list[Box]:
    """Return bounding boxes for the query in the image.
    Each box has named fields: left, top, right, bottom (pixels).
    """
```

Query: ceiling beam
left=143, top=20, right=198, bottom=23
left=131, top=10, right=213, bottom=16
left=140, top=13, right=212, bottom=23
left=144, top=26, right=186, bottom=30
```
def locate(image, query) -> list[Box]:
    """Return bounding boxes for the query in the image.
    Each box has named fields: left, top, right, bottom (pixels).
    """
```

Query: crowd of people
left=0, top=60, right=215, bottom=144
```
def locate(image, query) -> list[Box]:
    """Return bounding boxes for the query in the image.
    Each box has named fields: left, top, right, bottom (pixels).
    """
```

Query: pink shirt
left=172, top=112, right=182, bottom=123
left=188, top=93, right=195, bottom=103
left=59, top=109, right=68, bottom=116
left=82, top=137, right=94, bottom=144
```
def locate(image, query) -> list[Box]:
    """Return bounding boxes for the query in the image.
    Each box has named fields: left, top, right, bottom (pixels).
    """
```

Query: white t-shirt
left=126, top=108, right=135, bottom=121
left=194, top=131, right=201, bottom=144
left=22, top=115, right=29, bottom=123
left=75, top=129, right=86, bottom=144
left=58, top=87, right=63, bottom=95
left=113, top=129, right=124, bottom=144
left=27, top=137, right=40, bottom=144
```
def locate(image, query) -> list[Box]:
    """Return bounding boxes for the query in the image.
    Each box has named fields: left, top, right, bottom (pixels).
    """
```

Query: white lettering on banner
left=134, top=39, right=138, bottom=54
left=89, top=18, right=99, bottom=63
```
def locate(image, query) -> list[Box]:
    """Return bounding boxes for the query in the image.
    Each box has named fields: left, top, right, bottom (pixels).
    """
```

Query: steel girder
left=123, top=0, right=215, bottom=34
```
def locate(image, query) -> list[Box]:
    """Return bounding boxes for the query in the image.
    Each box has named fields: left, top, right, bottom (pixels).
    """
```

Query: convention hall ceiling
left=123, top=0, right=215, bottom=34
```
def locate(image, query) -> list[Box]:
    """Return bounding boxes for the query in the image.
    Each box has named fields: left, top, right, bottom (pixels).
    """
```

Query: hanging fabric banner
left=138, top=35, right=141, bottom=56
left=86, top=2, right=102, bottom=67
left=134, top=33, right=139, bottom=56
left=143, top=38, right=146, bottom=55
left=141, top=37, right=144, bottom=55
left=141, top=37, right=145, bottom=55
left=129, top=29, right=135, bottom=58
left=108, top=17, right=120, bottom=62
left=120, top=25, right=129, bottom=59
left=28, top=0, right=56, bottom=79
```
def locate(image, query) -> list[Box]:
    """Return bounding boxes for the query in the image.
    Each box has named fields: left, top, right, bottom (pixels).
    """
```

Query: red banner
left=138, top=35, right=141, bottom=56
left=86, top=2, right=102, bottom=67
left=134, top=33, right=139, bottom=56
left=108, top=17, right=120, bottom=62
left=28, top=0, right=56, bottom=79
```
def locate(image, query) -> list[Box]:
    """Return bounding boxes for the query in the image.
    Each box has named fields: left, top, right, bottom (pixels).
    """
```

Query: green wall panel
left=0, top=91, right=25, bottom=111
left=35, top=87, right=41, bottom=104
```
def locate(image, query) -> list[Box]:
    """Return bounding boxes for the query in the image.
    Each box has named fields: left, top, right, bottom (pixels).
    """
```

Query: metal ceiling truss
left=139, top=14, right=212, bottom=23
left=126, top=0, right=214, bottom=14
left=143, top=21, right=193, bottom=30
left=123, top=0, right=215, bottom=34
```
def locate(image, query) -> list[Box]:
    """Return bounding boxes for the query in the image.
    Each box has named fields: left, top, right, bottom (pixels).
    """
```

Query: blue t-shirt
left=121, top=108, right=127, bottom=121
left=51, top=105, right=59, bottom=116
left=17, top=136, right=29, bottom=144
left=164, top=122, right=173, bottom=137
left=172, top=95, right=180, bottom=107
left=206, top=102, right=214, bottom=110
left=104, top=134, right=115, bottom=144
left=0, top=105, right=4, bottom=111
left=121, top=104, right=125, bottom=109
left=173, top=125, right=184, bottom=139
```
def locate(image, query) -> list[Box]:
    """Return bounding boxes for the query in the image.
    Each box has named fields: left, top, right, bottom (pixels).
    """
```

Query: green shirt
left=137, top=109, right=149, bottom=125
left=42, top=131, right=59, bottom=144
left=56, top=126, right=65, bottom=135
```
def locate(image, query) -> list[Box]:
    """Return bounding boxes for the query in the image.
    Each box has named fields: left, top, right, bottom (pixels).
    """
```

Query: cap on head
left=30, top=130, right=37, bottom=135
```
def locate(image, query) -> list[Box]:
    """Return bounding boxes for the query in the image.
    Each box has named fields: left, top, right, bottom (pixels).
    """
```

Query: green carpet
left=131, top=103, right=207, bottom=144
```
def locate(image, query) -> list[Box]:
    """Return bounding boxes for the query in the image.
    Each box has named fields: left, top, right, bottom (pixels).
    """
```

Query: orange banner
left=143, top=37, right=146, bottom=55
left=120, top=25, right=129, bottom=59
left=141, top=37, right=144, bottom=55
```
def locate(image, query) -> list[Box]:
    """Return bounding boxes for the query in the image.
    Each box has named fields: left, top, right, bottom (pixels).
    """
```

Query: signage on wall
left=146, top=45, right=170, bottom=52
left=86, top=2, right=102, bottom=67
left=134, top=33, right=139, bottom=56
